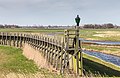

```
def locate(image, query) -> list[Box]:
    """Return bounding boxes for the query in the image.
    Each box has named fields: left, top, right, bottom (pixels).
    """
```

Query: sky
left=0, top=0, right=120, bottom=26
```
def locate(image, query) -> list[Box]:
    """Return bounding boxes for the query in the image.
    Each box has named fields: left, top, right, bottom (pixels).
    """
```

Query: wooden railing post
left=20, top=33, right=22, bottom=48
left=16, top=33, right=19, bottom=47
left=9, top=33, right=11, bottom=46
left=13, top=33, right=16, bottom=46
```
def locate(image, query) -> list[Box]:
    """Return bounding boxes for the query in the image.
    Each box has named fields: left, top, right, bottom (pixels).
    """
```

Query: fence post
left=16, top=33, right=19, bottom=47
left=3, top=32, right=5, bottom=45
left=9, top=33, right=11, bottom=46
left=1, top=32, right=3, bottom=45
left=0, top=32, right=1, bottom=44
left=13, top=33, right=16, bottom=46
left=48, top=38, right=52, bottom=63
left=20, top=33, right=22, bottom=48
left=5, top=33, right=8, bottom=45
left=23, top=34, right=25, bottom=44
left=60, top=38, right=64, bottom=74
left=51, top=37, right=55, bottom=65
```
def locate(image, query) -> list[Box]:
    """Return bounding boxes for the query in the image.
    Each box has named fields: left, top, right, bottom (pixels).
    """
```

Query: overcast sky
left=0, top=0, right=120, bottom=26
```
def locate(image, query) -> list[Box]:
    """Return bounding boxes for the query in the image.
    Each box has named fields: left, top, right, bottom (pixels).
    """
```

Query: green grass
left=82, top=44, right=120, bottom=56
left=0, top=28, right=64, bottom=33
left=0, top=28, right=120, bottom=41
left=0, top=45, right=64, bottom=78
left=83, top=53, right=120, bottom=77
left=79, top=29, right=120, bottom=41
left=82, top=44, right=120, bottom=52
left=0, top=45, right=39, bottom=74
left=0, top=28, right=120, bottom=77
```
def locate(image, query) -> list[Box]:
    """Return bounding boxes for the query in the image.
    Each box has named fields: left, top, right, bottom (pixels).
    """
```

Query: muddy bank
left=22, top=44, right=56, bottom=72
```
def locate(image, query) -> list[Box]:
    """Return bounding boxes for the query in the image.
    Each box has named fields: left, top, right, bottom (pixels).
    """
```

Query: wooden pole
left=60, top=38, right=64, bottom=74
left=5, top=33, right=7, bottom=45
left=1, top=32, right=3, bottom=45
left=13, top=33, right=16, bottom=46
left=9, top=33, right=11, bottom=46
left=17, top=33, right=19, bottom=47
left=20, top=33, right=22, bottom=48
left=3, top=32, right=5, bottom=45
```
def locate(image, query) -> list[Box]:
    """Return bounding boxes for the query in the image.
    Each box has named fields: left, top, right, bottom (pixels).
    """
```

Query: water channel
left=80, top=38, right=120, bottom=45
left=83, top=50, right=120, bottom=66
left=79, top=38, right=120, bottom=66
left=51, top=34, right=120, bottom=66
left=48, top=34, right=120, bottom=66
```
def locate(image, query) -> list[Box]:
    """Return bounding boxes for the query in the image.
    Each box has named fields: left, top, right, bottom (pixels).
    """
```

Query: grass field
left=0, top=45, right=62, bottom=78
left=80, top=29, right=120, bottom=41
left=0, top=28, right=64, bottom=33
left=0, top=28, right=120, bottom=41
left=1, top=45, right=120, bottom=77
left=0, top=45, right=39, bottom=74
left=0, top=28, right=120, bottom=77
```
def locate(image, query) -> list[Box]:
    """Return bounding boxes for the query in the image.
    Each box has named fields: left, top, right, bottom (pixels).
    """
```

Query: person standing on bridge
left=75, top=15, right=81, bottom=26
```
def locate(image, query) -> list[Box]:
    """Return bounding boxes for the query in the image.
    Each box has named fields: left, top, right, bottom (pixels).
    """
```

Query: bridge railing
left=0, top=32, right=82, bottom=76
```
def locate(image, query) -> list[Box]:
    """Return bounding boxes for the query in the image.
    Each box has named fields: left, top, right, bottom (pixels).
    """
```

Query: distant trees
left=0, top=23, right=119, bottom=29
left=83, top=23, right=115, bottom=29
left=0, top=24, right=4, bottom=28
left=0, top=24, right=20, bottom=28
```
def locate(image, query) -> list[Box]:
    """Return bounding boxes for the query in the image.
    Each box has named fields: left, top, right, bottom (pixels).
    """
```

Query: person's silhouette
left=75, top=15, right=80, bottom=26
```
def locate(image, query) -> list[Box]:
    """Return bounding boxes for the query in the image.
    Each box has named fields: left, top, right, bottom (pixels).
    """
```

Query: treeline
left=0, top=23, right=120, bottom=29
left=83, top=23, right=120, bottom=29
left=0, top=24, right=20, bottom=28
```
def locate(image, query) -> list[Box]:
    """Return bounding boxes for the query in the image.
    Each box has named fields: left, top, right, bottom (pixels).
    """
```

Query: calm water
left=83, top=50, right=120, bottom=66
left=79, top=38, right=120, bottom=45
left=84, top=40, right=120, bottom=45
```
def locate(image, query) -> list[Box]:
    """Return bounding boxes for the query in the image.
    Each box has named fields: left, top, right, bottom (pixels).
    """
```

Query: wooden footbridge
left=0, top=28, right=83, bottom=76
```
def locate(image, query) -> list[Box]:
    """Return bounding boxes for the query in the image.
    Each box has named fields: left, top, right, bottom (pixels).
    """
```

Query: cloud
left=0, top=0, right=120, bottom=25
left=0, top=0, right=119, bottom=11
left=0, top=0, right=46, bottom=10
left=0, top=0, right=85, bottom=11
